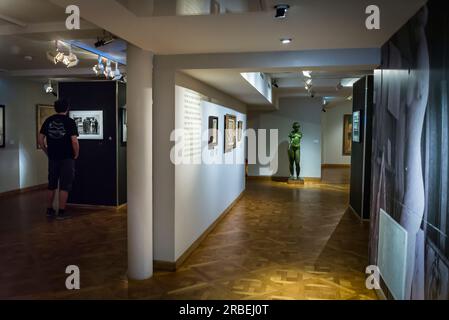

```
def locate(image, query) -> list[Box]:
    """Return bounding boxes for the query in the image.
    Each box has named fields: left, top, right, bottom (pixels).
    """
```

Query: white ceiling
left=184, top=67, right=371, bottom=106
left=49, top=0, right=426, bottom=54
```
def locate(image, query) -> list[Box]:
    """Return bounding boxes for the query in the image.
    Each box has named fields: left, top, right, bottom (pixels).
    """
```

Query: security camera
left=274, top=4, right=290, bottom=19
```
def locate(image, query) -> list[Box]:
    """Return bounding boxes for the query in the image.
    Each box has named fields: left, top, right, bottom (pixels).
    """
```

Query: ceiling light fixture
left=336, top=82, right=343, bottom=91
left=272, top=80, right=279, bottom=88
left=95, top=32, right=115, bottom=48
left=302, top=70, right=312, bottom=78
left=44, top=80, right=56, bottom=96
left=274, top=4, right=290, bottom=19
left=305, top=78, right=312, bottom=86
left=281, top=38, right=292, bottom=44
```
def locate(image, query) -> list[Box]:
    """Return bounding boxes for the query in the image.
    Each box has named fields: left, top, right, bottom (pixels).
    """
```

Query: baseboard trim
left=348, top=205, right=370, bottom=222
left=322, top=164, right=351, bottom=168
left=247, top=176, right=321, bottom=184
left=0, top=183, right=48, bottom=198
left=154, top=191, right=245, bottom=272
left=66, top=203, right=126, bottom=210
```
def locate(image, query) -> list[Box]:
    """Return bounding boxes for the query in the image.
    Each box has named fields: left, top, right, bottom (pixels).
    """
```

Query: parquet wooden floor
left=0, top=168, right=377, bottom=300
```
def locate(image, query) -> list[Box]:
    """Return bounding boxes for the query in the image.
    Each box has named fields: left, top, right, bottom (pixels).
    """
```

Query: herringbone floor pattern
left=0, top=168, right=376, bottom=300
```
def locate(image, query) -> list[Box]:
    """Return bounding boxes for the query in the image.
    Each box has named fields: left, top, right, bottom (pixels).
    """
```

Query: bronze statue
left=288, top=122, right=302, bottom=180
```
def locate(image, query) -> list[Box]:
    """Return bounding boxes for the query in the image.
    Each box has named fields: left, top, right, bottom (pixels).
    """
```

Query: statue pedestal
left=287, top=178, right=304, bottom=185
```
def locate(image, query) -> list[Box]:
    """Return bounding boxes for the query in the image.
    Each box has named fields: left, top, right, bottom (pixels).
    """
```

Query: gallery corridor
left=0, top=168, right=375, bottom=300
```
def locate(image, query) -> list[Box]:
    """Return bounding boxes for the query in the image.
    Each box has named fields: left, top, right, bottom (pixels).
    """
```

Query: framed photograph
left=120, top=108, right=127, bottom=145
left=352, top=110, right=361, bottom=143
left=0, top=105, right=5, bottom=148
left=224, top=114, right=236, bottom=153
left=208, top=116, right=218, bottom=149
left=69, top=110, right=104, bottom=140
left=343, top=114, right=353, bottom=155
left=36, top=104, right=56, bottom=149
left=237, top=121, right=243, bottom=142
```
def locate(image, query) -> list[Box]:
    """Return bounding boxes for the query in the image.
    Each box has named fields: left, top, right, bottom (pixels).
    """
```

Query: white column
left=127, top=44, right=154, bottom=280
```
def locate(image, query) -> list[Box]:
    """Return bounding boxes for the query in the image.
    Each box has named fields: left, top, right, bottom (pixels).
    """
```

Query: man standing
left=38, top=99, right=79, bottom=220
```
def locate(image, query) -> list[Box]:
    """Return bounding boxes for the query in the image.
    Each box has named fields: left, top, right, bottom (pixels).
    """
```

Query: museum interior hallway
left=0, top=168, right=376, bottom=300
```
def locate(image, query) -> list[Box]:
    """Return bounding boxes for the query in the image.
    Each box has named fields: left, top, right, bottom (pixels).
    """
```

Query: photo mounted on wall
left=208, top=116, right=218, bottom=149
left=237, top=121, right=243, bottom=142
left=0, top=105, right=5, bottom=148
left=352, top=110, right=361, bottom=143
left=36, top=104, right=56, bottom=149
left=121, top=108, right=127, bottom=145
left=69, top=110, right=104, bottom=140
left=343, top=114, right=352, bottom=155
left=224, top=114, right=236, bottom=153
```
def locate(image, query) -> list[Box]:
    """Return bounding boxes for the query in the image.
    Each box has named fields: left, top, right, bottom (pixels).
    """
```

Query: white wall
left=321, top=101, right=352, bottom=165
left=175, top=86, right=245, bottom=259
left=247, top=97, right=322, bottom=178
left=0, top=76, right=55, bottom=193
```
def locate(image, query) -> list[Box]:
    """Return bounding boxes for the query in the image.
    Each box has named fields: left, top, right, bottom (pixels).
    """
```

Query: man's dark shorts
left=48, top=159, right=75, bottom=192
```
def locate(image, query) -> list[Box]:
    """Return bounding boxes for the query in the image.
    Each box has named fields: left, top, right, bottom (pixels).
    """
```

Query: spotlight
left=104, top=59, right=112, bottom=78
left=305, top=79, right=312, bottom=86
left=93, top=56, right=105, bottom=76
left=336, top=82, right=343, bottom=91
left=272, top=80, right=279, bottom=88
left=280, top=38, right=292, bottom=44
left=95, top=33, right=115, bottom=48
left=274, top=4, right=290, bottom=19
left=322, top=108, right=327, bottom=113
left=63, top=51, right=79, bottom=68
left=302, top=70, right=312, bottom=78
left=310, top=91, right=315, bottom=98
left=111, top=62, right=122, bottom=80
left=44, top=80, right=56, bottom=96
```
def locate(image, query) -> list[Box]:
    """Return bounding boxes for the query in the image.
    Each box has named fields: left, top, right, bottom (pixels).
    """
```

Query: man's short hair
left=54, top=99, right=69, bottom=113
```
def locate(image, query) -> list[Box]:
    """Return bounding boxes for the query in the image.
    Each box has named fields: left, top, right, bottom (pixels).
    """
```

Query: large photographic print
left=0, top=105, right=5, bottom=148
left=36, top=104, right=56, bottom=149
left=69, top=110, right=104, bottom=140
left=370, top=1, right=449, bottom=300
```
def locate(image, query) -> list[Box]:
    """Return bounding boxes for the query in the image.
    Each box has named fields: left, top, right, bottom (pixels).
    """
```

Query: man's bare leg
left=59, top=190, right=69, bottom=210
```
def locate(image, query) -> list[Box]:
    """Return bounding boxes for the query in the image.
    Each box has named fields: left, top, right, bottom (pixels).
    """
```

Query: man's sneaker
left=56, top=210, right=72, bottom=220
left=46, top=208, right=56, bottom=218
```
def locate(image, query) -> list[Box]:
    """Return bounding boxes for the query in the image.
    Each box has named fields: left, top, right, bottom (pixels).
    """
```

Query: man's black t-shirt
left=40, top=114, right=79, bottom=160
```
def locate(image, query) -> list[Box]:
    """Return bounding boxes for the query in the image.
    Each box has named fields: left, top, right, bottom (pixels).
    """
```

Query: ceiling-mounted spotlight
left=93, top=56, right=105, bottom=76
left=347, top=95, right=353, bottom=101
left=305, top=78, right=312, bottom=86
left=302, top=70, right=312, bottom=78
left=95, top=32, right=115, bottom=48
left=274, top=4, right=290, bottom=19
left=104, top=59, right=112, bottom=78
left=322, top=107, right=327, bottom=113
left=322, top=98, right=327, bottom=106
left=112, top=62, right=122, bottom=80
left=310, top=91, right=315, bottom=98
left=272, top=80, right=279, bottom=88
left=44, top=80, right=56, bottom=96
left=62, top=46, right=78, bottom=68
left=280, top=38, right=292, bottom=44
left=336, top=82, right=343, bottom=91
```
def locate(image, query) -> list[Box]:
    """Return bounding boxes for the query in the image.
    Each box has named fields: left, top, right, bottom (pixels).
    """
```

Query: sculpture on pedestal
left=288, top=122, right=302, bottom=180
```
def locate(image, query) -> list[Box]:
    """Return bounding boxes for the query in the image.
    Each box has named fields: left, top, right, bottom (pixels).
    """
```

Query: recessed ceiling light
left=281, top=38, right=292, bottom=44
left=24, top=55, right=33, bottom=61
left=274, top=4, right=290, bottom=19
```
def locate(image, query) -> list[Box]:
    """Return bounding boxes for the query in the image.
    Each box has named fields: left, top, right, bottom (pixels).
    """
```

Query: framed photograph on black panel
left=69, top=110, right=104, bottom=140
left=352, top=110, right=361, bottom=143
left=121, top=108, right=127, bottom=145
left=224, top=114, right=236, bottom=153
left=208, top=116, right=218, bottom=149
left=0, top=105, right=5, bottom=148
